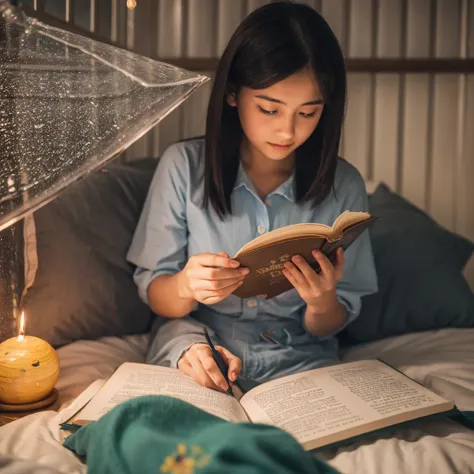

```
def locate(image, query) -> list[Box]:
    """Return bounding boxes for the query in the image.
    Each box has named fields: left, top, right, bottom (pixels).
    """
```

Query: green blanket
left=63, top=395, right=339, bottom=474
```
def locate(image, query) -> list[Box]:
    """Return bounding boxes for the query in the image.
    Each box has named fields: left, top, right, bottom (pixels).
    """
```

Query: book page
left=332, top=211, right=371, bottom=234
left=235, top=211, right=371, bottom=257
left=72, top=362, right=248, bottom=425
left=234, top=222, right=332, bottom=256
left=240, top=360, right=453, bottom=450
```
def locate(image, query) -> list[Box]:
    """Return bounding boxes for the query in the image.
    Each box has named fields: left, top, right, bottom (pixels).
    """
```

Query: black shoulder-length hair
left=204, top=0, right=347, bottom=219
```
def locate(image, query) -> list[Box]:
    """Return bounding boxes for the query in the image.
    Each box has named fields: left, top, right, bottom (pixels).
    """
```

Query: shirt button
left=247, top=299, right=257, bottom=308
left=265, top=198, right=272, bottom=207
left=257, top=225, right=266, bottom=234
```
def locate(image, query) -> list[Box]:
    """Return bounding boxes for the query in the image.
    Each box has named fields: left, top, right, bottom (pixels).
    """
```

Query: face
left=227, top=68, right=324, bottom=163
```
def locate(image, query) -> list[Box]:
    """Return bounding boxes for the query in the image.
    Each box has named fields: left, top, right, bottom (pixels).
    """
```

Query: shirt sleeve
left=313, top=167, right=378, bottom=339
left=127, top=143, right=189, bottom=305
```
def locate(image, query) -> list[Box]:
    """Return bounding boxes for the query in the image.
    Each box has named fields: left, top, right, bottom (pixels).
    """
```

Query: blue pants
left=146, top=312, right=340, bottom=389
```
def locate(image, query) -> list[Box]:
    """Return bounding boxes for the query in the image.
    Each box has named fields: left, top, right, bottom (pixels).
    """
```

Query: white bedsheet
left=1, top=328, right=473, bottom=474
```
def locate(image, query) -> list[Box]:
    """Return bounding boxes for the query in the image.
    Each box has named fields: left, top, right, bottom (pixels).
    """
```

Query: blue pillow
left=342, top=183, right=474, bottom=344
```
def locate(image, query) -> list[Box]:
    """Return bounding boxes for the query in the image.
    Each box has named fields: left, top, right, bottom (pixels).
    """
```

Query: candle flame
left=17, top=311, right=25, bottom=341
left=126, top=0, right=136, bottom=10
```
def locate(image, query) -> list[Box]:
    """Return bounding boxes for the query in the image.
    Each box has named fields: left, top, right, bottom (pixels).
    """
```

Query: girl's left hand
left=282, top=248, right=344, bottom=314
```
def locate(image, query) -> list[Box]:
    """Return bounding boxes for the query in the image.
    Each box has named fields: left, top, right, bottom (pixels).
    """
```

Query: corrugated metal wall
left=25, top=0, right=474, bottom=285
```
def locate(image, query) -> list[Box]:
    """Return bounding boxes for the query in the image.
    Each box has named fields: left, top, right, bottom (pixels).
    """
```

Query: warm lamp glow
left=126, top=0, right=137, bottom=10
left=17, top=311, right=25, bottom=341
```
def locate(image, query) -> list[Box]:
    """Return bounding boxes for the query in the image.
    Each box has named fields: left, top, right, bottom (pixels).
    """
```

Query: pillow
left=22, top=158, right=158, bottom=347
left=341, top=183, right=474, bottom=345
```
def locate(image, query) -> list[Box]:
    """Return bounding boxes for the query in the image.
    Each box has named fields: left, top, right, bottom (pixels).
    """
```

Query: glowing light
left=17, top=311, right=25, bottom=341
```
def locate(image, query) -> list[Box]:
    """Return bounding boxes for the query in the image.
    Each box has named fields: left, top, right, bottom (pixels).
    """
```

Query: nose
left=276, top=114, right=296, bottom=141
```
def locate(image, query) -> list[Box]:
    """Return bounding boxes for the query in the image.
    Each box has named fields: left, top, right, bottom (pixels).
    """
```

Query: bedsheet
left=0, top=328, right=473, bottom=474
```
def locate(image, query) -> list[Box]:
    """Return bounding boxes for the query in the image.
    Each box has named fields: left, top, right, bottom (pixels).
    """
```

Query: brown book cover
left=232, top=213, right=377, bottom=299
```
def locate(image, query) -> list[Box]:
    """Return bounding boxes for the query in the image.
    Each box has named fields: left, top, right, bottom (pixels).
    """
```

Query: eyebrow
left=255, top=94, right=324, bottom=106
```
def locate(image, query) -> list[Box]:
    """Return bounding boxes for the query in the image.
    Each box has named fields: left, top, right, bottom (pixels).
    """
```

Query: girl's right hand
left=178, top=251, right=249, bottom=304
left=178, top=343, right=242, bottom=392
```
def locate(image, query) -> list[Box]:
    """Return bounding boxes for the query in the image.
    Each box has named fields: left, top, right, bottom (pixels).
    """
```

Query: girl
left=127, top=1, right=378, bottom=393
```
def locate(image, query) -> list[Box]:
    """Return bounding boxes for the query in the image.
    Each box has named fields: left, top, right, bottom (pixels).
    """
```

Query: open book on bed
left=60, top=359, right=458, bottom=451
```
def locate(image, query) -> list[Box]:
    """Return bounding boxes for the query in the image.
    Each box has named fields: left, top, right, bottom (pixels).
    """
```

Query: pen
left=203, top=327, right=234, bottom=396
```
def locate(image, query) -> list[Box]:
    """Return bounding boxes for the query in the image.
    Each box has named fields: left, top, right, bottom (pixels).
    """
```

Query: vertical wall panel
left=459, top=75, right=474, bottom=288
left=156, top=0, right=185, bottom=156
left=406, top=0, right=432, bottom=57
left=376, top=0, right=404, bottom=57
left=298, top=0, right=321, bottom=11
left=429, top=75, right=459, bottom=229
left=125, top=4, right=134, bottom=50
left=469, top=0, right=474, bottom=57
left=346, top=0, right=375, bottom=178
left=217, top=0, right=245, bottom=55
left=44, top=0, right=65, bottom=19
left=435, top=0, right=462, bottom=57
left=73, top=0, right=90, bottom=30
left=246, top=0, right=271, bottom=14
left=403, top=0, right=432, bottom=207
left=96, top=0, right=112, bottom=39
left=401, top=75, right=430, bottom=209
left=320, top=0, right=348, bottom=53
left=348, top=0, right=374, bottom=57
left=127, top=0, right=158, bottom=159
left=157, top=0, right=184, bottom=57
left=181, top=72, right=213, bottom=139
left=454, top=0, right=469, bottom=235
left=184, top=1, right=215, bottom=146
left=372, top=75, right=401, bottom=189
left=343, top=74, right=372, bottom=179
left=186, top=0, right=217, bottom=57
left=428, top=1, right=463, bottom=229
left=123, top=5, right=135, bottom=160
left=132, top=0, right=158, bottom=60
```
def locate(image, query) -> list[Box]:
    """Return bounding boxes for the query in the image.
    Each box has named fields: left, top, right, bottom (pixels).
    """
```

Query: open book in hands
left=61, top=359, right=455, bottom=452
left=231, top=210, right=377, bottom=299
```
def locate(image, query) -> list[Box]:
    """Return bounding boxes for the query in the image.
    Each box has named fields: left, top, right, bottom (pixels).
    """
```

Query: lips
left=269, top=142, right=293, bottom=149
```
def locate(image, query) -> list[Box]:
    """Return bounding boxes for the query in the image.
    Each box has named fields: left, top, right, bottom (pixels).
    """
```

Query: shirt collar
left=233, top=162, right=296, bottom=202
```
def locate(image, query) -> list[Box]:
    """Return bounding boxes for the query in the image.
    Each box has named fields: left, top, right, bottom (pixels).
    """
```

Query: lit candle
left=17, top=309, right=25, bottom=342
left=0, top=311, right=60, bottom=405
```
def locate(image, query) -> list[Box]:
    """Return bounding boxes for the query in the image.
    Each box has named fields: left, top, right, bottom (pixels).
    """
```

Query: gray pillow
left=341, top=183, right=474, bottom=345
left=23, top=158, right=158, bottom=347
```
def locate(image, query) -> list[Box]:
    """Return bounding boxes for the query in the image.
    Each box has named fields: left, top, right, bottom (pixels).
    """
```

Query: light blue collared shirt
left=127, top=138, right=378, bottom=383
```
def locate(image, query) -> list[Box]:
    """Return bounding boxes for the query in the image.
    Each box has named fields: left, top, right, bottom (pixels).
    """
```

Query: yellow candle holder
left=0, top=333, right=60, bottom=411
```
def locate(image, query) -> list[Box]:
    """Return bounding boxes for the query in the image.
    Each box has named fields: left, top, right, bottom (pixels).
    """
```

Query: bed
left=1, top=327, right=473, bottom=474
left=0, top=160, right=473, bottom=473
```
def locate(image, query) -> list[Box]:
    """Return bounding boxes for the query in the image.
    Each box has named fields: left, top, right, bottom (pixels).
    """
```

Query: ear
left=226, top=92, right=237, bottom=107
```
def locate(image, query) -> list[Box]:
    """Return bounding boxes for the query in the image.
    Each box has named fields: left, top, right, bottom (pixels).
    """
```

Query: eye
left=299, top=111, right=317, bottom=119
left=258, top=105, right=277, bottom=115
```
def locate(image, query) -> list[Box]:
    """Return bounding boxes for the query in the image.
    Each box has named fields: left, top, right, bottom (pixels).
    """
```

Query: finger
left=195, top=253, right=240, bottom=269
left=312, top=250, right=335, bottom=279
left=218, top=251, right=229, bottom=258
left=290, top=255, right=320, bottom=285
left=282, top=265, right=300, bottom=290
left=282, top=261, right=307, bottom=288
left=198, top=276, right=246, bottom=291
left=216, top=346, right=242, bottom=381
left=197, top=351, right=230, bottom=391
left=188, top=353, right=223, bottom=391
left=177, top=358, right=194, bottom=377
left=198, top=279, right=244, bottom=303
left=193, top=266, right=249, bottom=282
